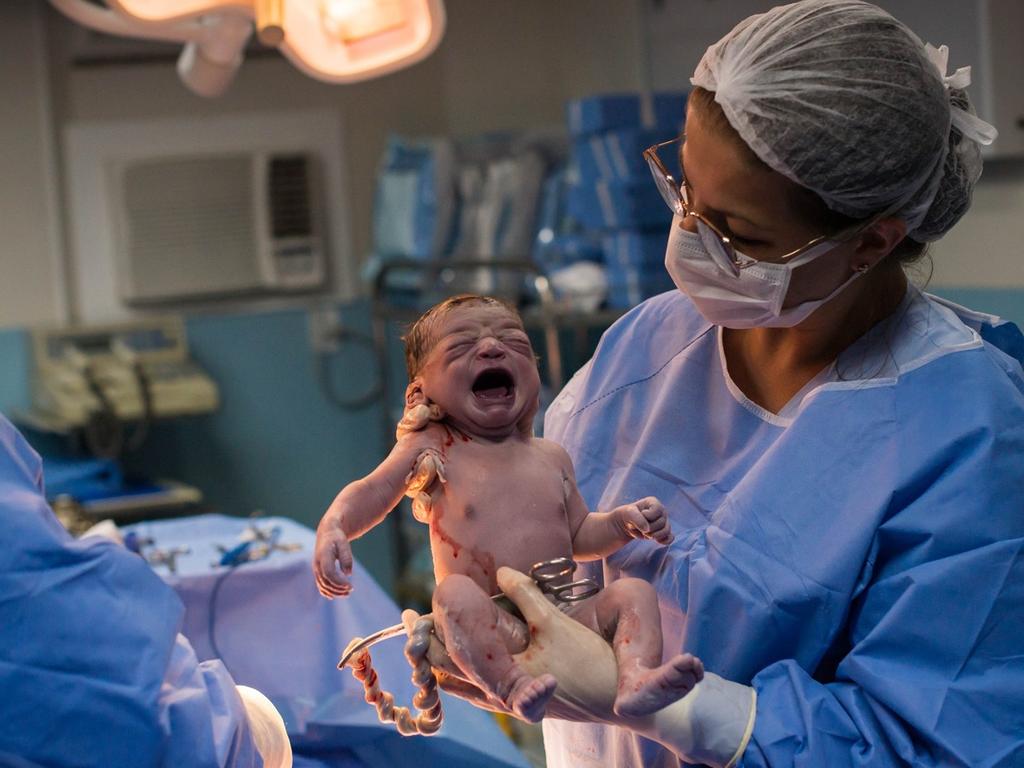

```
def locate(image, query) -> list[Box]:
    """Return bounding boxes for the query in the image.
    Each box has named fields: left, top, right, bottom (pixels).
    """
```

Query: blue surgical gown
left=542, top=288, right=1024, bottom=767
left=0, top=416, right=261, bottom=768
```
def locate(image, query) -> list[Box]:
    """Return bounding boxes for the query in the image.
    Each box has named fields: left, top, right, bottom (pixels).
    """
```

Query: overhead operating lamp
left=48, top=0, right=447, bottom=97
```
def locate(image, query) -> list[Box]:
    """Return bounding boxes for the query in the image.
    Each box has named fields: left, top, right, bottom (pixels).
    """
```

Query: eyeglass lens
left=647, top=141, right=743, bottom=274
left=676, top=171, right=742, bottom=274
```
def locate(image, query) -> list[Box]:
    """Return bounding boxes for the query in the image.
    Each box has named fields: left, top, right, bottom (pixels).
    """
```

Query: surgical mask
left=664, top=216, right=862, bottom=329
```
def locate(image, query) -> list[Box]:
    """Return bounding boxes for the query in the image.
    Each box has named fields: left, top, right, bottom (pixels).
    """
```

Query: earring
left=854, top=263, right=871, bottom=273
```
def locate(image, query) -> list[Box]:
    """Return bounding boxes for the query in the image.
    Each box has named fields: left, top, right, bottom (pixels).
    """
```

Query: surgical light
left=48, top=0, right=446, bottom=97
left=321, top=0, right=408, bottom=42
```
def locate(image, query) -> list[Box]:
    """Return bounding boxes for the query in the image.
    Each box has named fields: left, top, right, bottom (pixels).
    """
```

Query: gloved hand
left=236, top=685, right=292, bottom=768
left=405, top=567, right=756, bottom=768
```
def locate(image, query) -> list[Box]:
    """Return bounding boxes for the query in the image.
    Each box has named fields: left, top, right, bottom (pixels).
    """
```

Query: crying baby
left=314, top=294, right=702, bottom=721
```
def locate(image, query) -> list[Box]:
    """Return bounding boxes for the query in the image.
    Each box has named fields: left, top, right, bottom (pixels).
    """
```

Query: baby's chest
left=440, top=450, right=566, bottom=520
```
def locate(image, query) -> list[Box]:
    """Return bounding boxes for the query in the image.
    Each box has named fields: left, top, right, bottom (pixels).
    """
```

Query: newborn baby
left=314, top=295, right=703, bottom=721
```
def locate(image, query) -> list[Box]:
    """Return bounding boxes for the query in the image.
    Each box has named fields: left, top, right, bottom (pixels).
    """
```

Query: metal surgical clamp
left=337, top=556, right=599, bottom=669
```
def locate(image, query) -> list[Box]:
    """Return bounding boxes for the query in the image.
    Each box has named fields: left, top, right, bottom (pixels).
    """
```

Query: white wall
left=0, top=1, right=65, bottom=328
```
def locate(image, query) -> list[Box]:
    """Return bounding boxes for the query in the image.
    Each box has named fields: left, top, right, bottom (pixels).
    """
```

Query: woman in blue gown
left=0, top=411, right=293, bottom=767
left=403, top=1, right=1024, bottom=766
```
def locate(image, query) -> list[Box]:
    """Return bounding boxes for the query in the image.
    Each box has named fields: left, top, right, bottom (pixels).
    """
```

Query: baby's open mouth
left=472, top=368, right=515, bottom=402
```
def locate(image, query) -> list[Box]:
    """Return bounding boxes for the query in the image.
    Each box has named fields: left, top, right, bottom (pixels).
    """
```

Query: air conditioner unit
left=63, top=110, right=353, bottom=324
left=108, top=151, right=326, bottom=303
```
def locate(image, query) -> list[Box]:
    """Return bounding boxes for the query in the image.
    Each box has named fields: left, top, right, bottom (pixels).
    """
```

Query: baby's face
left=415, top=304, right=540, bottom=439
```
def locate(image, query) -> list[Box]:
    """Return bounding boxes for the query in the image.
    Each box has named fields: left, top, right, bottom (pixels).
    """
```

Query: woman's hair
left=402, top=294, right=522, bottom=378
left=690, top=0, right=993, bottom=252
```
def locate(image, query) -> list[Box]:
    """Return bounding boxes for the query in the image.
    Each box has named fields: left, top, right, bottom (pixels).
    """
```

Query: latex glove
left=236, top=685, right=292, bottom=768
left=406, top=568, right=756, bottom=768
left=79, top=519, right=124, bottom=544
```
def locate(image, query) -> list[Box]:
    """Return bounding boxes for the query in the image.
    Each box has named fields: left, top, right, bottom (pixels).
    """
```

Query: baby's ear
left=405, top=380, right=427, bottom=407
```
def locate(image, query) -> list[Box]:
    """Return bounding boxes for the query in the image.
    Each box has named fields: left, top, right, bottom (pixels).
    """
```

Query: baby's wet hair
left=403, top=294, right=523, bottom=379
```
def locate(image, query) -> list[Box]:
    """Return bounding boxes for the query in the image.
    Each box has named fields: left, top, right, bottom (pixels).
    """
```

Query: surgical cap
left=691, top=0, right=997, bottom=242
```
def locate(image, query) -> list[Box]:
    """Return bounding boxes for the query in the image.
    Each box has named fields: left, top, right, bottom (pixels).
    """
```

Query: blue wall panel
left=930, top=287, right=1024, bottom=328
left=0, top=328, right=29, bottom=414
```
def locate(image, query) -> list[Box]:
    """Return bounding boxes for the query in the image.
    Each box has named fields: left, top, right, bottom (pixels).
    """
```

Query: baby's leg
left=432, top=574, right=557, bottom=722
left=589, top=578, right=704, bottom=717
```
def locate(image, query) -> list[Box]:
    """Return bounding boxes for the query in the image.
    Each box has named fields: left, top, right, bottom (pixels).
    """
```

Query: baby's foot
left=613, top=654, right=704, bottom=717
left=507, top=673, right=557, bottom=723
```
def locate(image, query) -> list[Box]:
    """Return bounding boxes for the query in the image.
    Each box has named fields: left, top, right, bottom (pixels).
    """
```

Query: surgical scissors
left=337, top=556, right=599, bottom=669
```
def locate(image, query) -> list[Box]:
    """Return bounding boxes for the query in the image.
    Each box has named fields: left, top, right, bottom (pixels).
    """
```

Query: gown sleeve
left=741, top=363, right=1024, bottom=767
left=0, top=417, right=261, bottom=768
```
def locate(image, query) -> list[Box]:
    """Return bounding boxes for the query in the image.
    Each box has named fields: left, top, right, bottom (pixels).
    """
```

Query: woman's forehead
left=683, top=102, right=804, bottom=230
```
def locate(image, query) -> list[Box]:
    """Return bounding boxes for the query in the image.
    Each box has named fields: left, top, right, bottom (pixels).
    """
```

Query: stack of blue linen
left=564, top=92, right=687, bottom=308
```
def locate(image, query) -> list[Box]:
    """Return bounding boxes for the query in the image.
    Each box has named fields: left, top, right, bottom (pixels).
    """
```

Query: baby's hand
left=313, top=509, right=354, bottom=598
left=616, top=497, right=673, bottom=546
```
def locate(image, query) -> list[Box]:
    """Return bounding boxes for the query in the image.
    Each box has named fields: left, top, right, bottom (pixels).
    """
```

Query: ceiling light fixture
left=49, top=0, right=446, bottom=97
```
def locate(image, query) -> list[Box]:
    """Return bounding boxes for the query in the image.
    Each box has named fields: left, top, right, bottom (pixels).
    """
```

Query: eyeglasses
left=643, top=137, right=839, bottom=276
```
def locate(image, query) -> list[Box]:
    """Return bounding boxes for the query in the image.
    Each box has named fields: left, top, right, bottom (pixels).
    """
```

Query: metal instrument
left=146, top=545, right=191, bottom=575
left=212, top=524, right=302, bottom=568
left=337, top=556, right=598, bottom=669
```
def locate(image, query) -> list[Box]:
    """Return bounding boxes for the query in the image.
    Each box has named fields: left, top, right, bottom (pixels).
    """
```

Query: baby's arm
left=314, top=431, right=441, bottom=598
left=549, top=444, right=673, bottom=560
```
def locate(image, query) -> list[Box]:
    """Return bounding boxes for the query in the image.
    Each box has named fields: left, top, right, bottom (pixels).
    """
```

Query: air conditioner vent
left=269, top=154, right=314, bottom=238
left=120, top=155, right=259, bottom=301
left=64, top=109, right=349, bottom=322
left=108, top=151, right=326, bottom=304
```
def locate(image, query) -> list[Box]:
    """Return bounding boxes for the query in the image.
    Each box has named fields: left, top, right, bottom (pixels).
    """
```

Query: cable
left=82, top=366, right=125, bottom=459
left=126, top=362, right=154, bottom=452
left=207, top=562, right=243, bottom=670
left=316, top=327, right=384, bottom=410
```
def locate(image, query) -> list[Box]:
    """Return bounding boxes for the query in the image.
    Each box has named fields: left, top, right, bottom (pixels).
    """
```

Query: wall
left=437, top=0, right=644, bottom=135
left=0, top=329, right=29, bottom=415
left=929, top=158, right=1024, bottom=290
left=0, top=1, right=65, bottom=328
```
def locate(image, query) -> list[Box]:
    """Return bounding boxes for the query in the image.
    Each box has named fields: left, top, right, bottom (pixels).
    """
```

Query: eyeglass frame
left=643, top=136, right=868, bottom=275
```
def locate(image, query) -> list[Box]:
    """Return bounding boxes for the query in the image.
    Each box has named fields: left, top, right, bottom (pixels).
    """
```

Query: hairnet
left=691, top=0, right=997, bottom=242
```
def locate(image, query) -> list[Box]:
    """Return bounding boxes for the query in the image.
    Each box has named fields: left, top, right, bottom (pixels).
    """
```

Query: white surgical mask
left=664, top=216, right=863, bottom=329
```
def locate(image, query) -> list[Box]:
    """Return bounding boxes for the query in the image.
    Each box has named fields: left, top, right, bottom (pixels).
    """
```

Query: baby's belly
left=429, top=509, right=574, bottom=596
